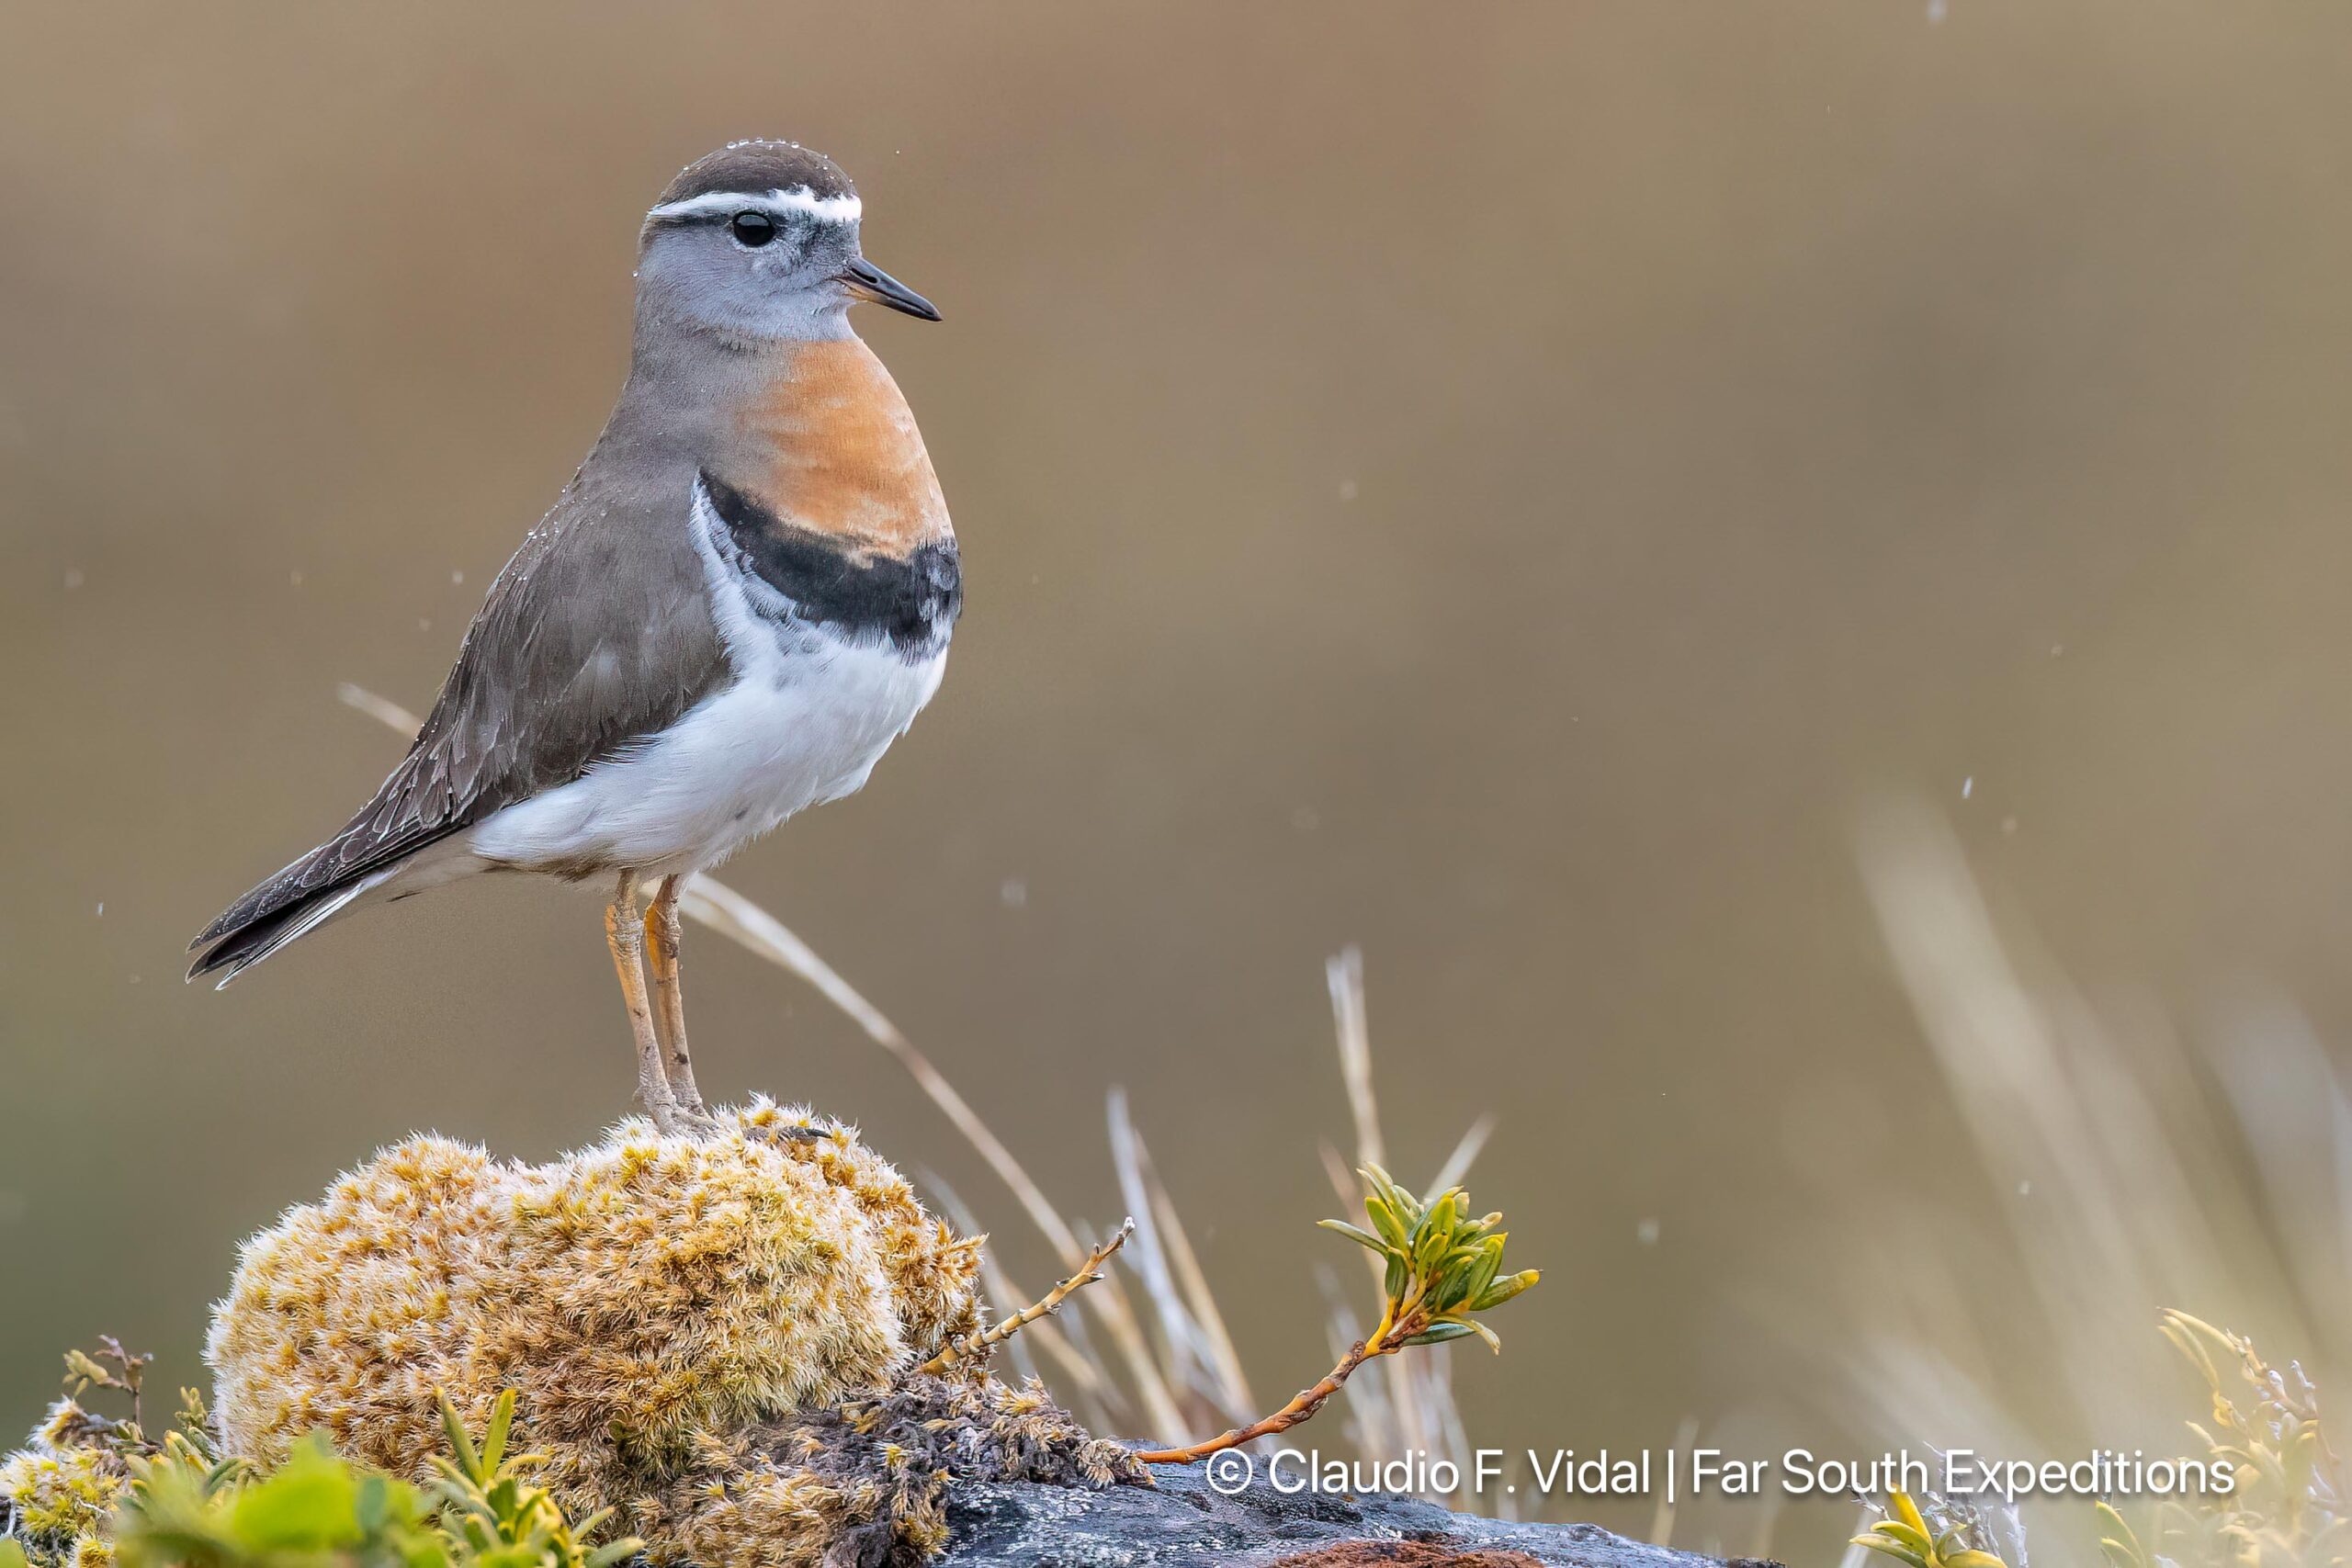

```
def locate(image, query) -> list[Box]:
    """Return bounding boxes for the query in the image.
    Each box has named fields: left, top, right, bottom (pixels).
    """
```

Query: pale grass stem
left=337, top=686, right=1500, bottom=1482
left=333, top=685, right=1191, bottom=1443
left=1107, top=1089, right=1256, bottom=1427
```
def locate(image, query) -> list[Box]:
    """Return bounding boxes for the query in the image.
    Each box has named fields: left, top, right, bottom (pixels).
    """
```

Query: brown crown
left=654, top=140, right=854, bottom=209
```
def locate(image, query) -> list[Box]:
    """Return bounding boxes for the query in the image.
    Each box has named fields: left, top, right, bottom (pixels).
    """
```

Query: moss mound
left=178, top=1097, right=1136, bottom=1565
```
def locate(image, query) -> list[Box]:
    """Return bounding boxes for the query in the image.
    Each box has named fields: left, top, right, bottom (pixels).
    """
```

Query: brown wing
left=190, top=479, right=728, bottom=973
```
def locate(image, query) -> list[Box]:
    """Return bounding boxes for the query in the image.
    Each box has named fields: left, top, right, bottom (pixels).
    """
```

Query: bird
left=188, top=141, right=959, bottom=1134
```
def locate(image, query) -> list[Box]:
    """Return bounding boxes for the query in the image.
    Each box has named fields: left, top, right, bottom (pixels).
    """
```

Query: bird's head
left=636, top=140, right=938, bottom=344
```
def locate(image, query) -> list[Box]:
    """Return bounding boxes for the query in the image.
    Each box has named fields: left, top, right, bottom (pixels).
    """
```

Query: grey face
left=637, top=189, right=939, bottom=344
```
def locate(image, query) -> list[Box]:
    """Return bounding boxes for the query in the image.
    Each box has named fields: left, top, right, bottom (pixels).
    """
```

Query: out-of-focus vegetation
left=0, top=1352, right=637, bottom=1568
left=119, top=1392, right=642, bottom=1568
left=1852, top=1492, right=2008, bottom=1568
left=674, top=865, right=1508, bottom=1501
left=1850, top=1311, right=2346, bottom=1568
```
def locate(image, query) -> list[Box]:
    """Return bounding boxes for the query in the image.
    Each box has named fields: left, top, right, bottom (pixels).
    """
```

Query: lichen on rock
left=200, top=1098, right=1136, bottom=1563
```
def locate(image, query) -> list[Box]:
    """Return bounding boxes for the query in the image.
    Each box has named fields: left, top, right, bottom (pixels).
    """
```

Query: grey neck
left=582, top=319, right=785, bottom=496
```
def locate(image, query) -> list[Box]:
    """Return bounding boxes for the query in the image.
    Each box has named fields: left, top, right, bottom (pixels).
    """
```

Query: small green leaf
left=1403, top=1323, right=1478, bottom=1346
left=1874, top=1521, right=1934, bottom=1556
left=479, top=1389, right=516, bottom=1478
left=1462, top=1241, right=1503, bottom=1304
left=1318, top=1219, right=1389, bottom=1255
left=1472, top=1269, right=1539, bottom=1311
left=1851, top=1535, right=1930, bottom=1568
left=1429, top=1267, right=1473, bottom=1313
left=228, top=1438, right=363, bottom=1550
left=356, top=1472, right=392, bottom=1533
left=436, top=1389, right=481, bottom=1483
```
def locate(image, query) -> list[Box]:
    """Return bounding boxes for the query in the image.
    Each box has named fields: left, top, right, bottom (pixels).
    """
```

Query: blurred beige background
left=5, top=4, right=2351, bottom=1562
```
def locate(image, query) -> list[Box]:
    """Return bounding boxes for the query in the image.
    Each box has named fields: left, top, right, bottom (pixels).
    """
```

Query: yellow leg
left=645, top=874, right=710, bottom=1127
left=605, top=871, right=682, bottom=1133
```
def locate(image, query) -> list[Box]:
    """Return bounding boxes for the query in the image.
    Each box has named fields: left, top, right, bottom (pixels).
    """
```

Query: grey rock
left=941, top=1462, right=1749, bottom=1567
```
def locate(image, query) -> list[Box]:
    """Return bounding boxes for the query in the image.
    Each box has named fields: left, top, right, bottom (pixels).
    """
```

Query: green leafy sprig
left=1317, top=1163, right=1540, bottom=1352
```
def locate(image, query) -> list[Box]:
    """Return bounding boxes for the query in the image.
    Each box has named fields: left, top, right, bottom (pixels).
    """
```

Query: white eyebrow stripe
left=646, top=186, right=863, bottom=224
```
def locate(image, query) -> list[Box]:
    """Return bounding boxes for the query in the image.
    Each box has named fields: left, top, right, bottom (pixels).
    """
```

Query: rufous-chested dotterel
left=189, top=141, right=960, bottom=1134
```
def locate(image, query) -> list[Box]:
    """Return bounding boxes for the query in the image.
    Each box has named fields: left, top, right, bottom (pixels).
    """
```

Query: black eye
left=729, top=211, right=778, bottom=247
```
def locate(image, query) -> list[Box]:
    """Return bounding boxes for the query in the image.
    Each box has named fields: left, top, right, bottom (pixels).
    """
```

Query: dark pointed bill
left=839, top=257, right=941, bottom=321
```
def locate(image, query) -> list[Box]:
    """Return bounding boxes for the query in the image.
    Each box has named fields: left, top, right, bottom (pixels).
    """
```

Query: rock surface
left=941, top=1462, right=1749, bottom=1567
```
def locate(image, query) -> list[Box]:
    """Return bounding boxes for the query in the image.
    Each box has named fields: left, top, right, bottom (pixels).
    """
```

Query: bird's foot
left=645, top=1094, right=722, bottom=1139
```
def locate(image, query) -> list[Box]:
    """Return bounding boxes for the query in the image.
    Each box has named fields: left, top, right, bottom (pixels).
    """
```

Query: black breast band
left=700, top=471, right=961, bottom=657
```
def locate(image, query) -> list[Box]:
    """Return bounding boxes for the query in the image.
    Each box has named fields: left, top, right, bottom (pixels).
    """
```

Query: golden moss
left=205, top=1099, right=985, bottom=1529
left=642, top=1373, right=1142, bottom=1568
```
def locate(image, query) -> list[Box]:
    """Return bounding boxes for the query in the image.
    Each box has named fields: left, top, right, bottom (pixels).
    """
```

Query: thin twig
left=1132, top=1307, right=1427, bottom=1465
left=919, top=1220, right=1134, bottom=1377
left=922, top=1170, right=1116, bottom=1424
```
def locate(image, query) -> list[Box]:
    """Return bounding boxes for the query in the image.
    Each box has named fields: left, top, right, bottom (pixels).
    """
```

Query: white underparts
left=461, top=479, right=947, bottom=881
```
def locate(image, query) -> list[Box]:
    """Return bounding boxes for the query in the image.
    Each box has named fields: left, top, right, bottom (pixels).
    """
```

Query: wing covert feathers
left=189, top=480, right=729, bottom=976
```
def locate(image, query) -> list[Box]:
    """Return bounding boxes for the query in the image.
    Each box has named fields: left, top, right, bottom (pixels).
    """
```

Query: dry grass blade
left=343, top=674, right=1069, bottom=1251
left=1325, top=947, right=1430, bottom=1459
left=1145, top=1169, right=1256, bottom=1417
left=1327, top=946, right=1383, bottom=1170
left=674, top=877, right=1065, bottom=1239
left=1647, top=1415, right=1697, bottom=1546
left=334, top=687, right=1498, bottom=1491
left=335, top=682, right=423, bottom=733
left=1429, top=1114, right=1496, bottom=1200
left=676, top=875, right=1188, bottom=1438
left=1313, top=1261, right=1389, bottom=1452
left=1107, top=1089, right=1254, bottom=1425
left=336, top=682, right=1189, bottom=1442
left=1318, top=1141, right=1358, bottom=1213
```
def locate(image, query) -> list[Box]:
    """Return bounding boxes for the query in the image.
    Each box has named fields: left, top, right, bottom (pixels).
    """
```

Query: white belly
left=467, top=626, right=946, bottom=878
left=467, top=478, right=952, bottom=880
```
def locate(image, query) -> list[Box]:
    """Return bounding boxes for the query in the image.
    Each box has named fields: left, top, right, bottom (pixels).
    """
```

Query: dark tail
left=188, top=812, right=435, bottom=987
left=187, top=875, right=376, bottom=988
